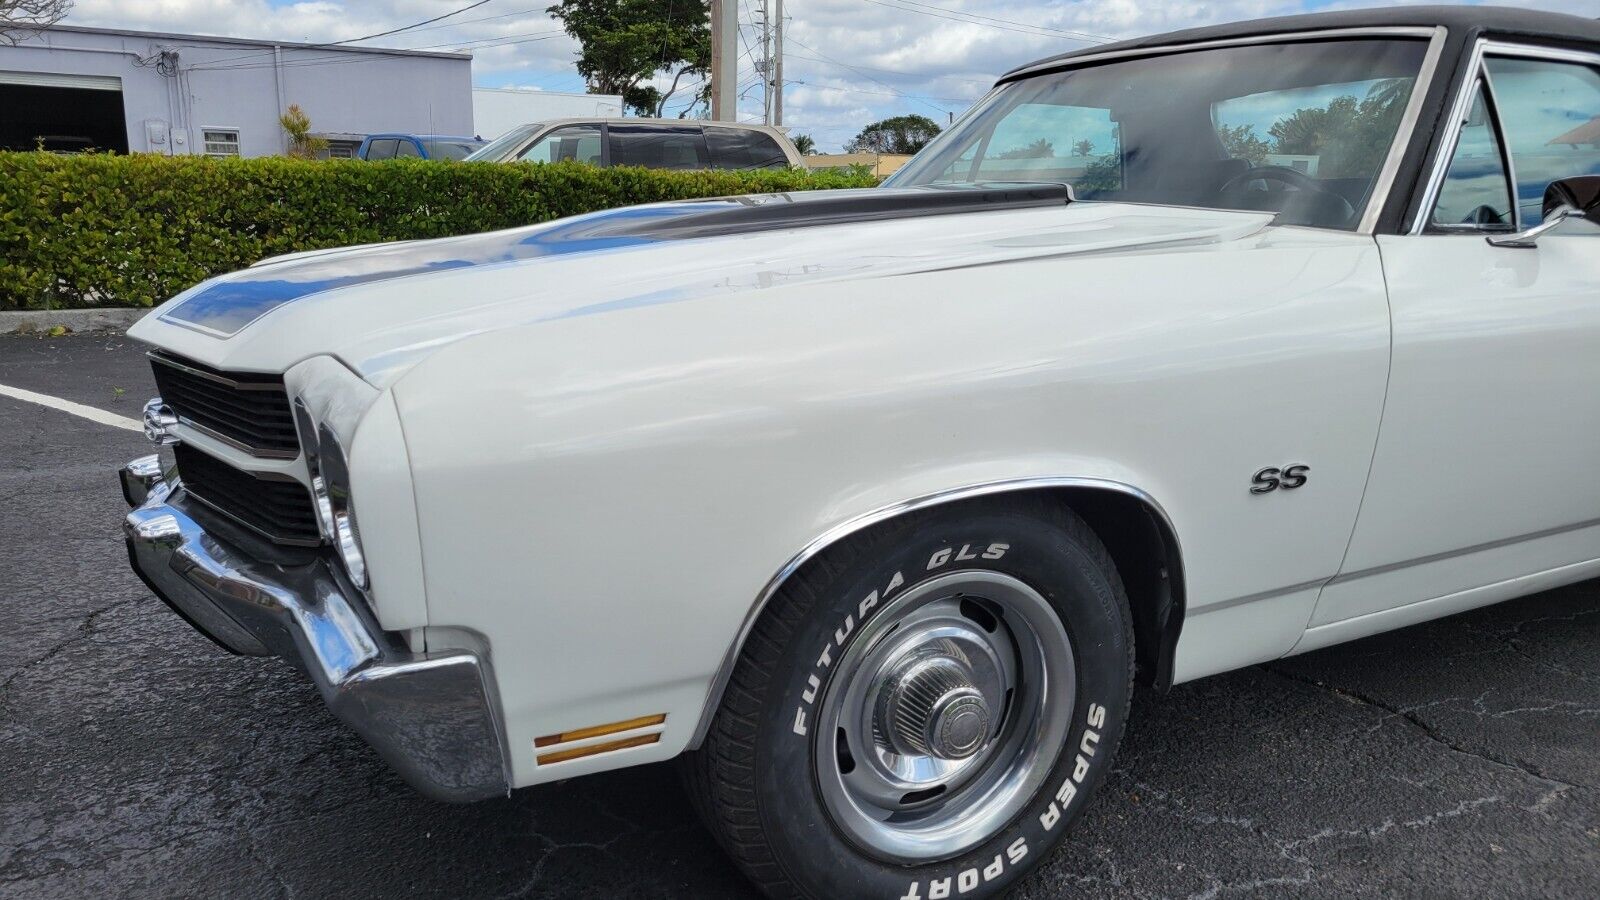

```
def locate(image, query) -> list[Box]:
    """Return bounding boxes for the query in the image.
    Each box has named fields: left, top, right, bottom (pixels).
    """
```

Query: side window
left=609, top=125, right=708, bottom=170
left=705, top=127, right=790, bottom=169
left=365, top=139, right=399, bottom=160
left=969, top=103, right=1121, bottom=195
left=517, top=125, right=603, bottom=164
left=1484, top=56, right=1600, bottom=227
left=1430, top=81, right=1515, bottom=230
left=395, top=139, right=422, bottom=158
left=1211, top=75, right=1417, bottom=227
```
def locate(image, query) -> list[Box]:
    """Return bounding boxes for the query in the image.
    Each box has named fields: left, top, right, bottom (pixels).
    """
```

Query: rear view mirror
left=1543, top=175, right=1600, bottom=226
left=1486, top=174, right=1600, bottom=248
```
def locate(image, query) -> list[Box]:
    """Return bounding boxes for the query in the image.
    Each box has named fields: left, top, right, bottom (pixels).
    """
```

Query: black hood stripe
left=161, top=184, right=1074, bottom=338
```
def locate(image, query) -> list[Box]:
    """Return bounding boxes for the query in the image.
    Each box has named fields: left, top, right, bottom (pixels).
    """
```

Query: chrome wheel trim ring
left=813, top=570, right=1076, bottom=863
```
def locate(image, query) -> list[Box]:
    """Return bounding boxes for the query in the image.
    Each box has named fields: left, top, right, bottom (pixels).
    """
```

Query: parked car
left=465, top=117, right=803, bottom=170
left=118, top=6, right=1600, bottom=898
left=356, top=133, right=486, bottom=161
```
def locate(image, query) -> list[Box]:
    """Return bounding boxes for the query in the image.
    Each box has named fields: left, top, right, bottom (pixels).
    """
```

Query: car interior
left=908, top=38, right=1431, bottom=230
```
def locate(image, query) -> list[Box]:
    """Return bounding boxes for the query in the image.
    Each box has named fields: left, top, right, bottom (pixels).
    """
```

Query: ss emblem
left=1251, top=464, right=1309, bottom=494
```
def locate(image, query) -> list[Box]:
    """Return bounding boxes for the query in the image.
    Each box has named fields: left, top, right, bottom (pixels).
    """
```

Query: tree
left=1264, top=80, right=1412, bottom=178
left=1217, top=124, right=1269, bottom=165
left=547, top=0, right=709, bottom=117
left=791, top=133, right=816, bottom=155
left=1071, top=138, right=1094, bottom=157
left=997, top=138, right=1053, bottom=160
left=844, top=114, right=941, bottom=154
left=1, top=0, right=71, bottom=45
left=279, top=105, right=329, bottom=159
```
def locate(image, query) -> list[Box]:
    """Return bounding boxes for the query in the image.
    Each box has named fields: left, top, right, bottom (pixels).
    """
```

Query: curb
left=1, top=308, right=150, bottom=335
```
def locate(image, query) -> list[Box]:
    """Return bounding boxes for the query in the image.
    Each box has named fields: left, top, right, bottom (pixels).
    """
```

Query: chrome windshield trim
left=1359, top=26, right=1448, bottom=233
left=1001, top=26, right=1441, bottom=81
left=688, top=476, right=1183, bottom=749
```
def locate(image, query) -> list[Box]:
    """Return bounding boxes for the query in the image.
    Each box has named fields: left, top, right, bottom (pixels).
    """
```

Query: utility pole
left=772, top=0, right=783, bottom=126
left=756, top=0, right=772, bottom=124
left=710, top=0, right=738, bottom=121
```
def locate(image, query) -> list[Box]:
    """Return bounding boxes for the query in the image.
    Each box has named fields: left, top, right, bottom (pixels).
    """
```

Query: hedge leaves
left=0, top=153, right=878, bottom=310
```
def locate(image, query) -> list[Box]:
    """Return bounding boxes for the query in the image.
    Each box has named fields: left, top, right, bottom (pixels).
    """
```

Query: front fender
left=389, top=226, right=1386, bottom=788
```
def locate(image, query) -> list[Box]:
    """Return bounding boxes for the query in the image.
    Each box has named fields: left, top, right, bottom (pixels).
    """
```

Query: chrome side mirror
left=1487, top=175, right=1600, bottom=248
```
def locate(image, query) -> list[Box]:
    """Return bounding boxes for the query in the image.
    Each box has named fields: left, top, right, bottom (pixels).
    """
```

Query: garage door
left=0, top=70, right=127, bottom=152
left=0, top=70, right=122, bottom=91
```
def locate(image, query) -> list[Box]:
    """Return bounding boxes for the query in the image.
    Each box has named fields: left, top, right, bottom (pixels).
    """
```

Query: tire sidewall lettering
left=791, top=541, right=1009, bottom=738
left=897, top=702, right=1110, bottom=900
left=753, top=510, right=1130, bottom=900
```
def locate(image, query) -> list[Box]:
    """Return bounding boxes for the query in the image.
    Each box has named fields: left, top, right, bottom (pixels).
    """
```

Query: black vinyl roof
left=1002, top=5, right=1600, bottom=81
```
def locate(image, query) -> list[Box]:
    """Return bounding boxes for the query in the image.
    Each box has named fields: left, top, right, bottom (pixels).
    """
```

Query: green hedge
left=0, top=153, right=878, bottom=310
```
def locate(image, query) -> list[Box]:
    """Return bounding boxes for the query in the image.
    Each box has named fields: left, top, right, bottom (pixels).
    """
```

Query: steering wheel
left=1219, top=164, right=1322, bottom=194
left=1217, top=164, right=1357, bottom=228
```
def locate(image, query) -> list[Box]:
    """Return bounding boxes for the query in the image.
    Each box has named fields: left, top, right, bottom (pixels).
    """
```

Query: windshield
left=425, top=139, right=486, bottom=161
left=465, top=123, right=545, bottom=162
left=887, top=39, right=1429, bottom=230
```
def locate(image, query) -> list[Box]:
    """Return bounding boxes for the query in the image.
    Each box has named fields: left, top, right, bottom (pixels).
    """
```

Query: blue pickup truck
left=355, top=133, right=486, bottom=161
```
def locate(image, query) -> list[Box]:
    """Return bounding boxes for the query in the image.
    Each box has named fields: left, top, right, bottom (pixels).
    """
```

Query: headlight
left=294, top=400, right=369, bottom=590
left=317, top=424, right=368, bottom=590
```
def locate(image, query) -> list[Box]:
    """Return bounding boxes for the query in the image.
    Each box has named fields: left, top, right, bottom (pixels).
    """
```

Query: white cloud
left=60, top=0, right=1600, bottom=153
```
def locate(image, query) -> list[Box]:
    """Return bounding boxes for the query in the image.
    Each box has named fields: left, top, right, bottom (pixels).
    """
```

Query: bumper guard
left=121, top=455, right=510, bottom=802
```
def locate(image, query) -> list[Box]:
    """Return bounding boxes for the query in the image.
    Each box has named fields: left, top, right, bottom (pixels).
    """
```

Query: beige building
left=802, top=152, right=913, bottom=178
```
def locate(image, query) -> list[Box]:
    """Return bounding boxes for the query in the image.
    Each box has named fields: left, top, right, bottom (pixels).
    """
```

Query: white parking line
left=0, top=382, right=144, bottom=433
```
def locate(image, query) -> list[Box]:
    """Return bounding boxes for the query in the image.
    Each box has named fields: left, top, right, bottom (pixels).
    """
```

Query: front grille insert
left=150, top=353, right=299, bottom=458
left=174, top=444, right=322, bottom=547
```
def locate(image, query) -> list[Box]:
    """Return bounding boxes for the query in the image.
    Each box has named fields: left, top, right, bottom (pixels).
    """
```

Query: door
left=1310, top=45, right=1600, bottom=636
left=515, top=124, right=604, bottom=166
left=704, top=126, right=791, bottom=170
left=607, top=124, right=709, bottom=170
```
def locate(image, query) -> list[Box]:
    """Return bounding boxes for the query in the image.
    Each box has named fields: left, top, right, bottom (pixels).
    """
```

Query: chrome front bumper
left=121, top=456, right=510, bottom=802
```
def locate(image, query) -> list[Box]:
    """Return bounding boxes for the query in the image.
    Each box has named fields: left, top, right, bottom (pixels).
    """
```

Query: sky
left=60, top=0, right=1600, bottom=152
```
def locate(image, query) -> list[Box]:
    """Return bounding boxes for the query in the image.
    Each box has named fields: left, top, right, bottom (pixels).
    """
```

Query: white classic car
left=119, top=6, right=1600, bottom=898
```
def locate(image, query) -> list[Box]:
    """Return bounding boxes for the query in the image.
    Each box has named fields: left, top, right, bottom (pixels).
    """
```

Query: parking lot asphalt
left=1, top=332, right=1596, bottom=899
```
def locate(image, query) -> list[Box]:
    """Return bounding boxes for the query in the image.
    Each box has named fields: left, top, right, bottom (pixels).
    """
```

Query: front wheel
left=685, top=497, right=1135, bottom=899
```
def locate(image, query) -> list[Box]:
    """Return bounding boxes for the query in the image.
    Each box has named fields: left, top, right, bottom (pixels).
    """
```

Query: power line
left=373, top=4, right=549, bottom=38
left=336, top=0, right=499, bottom=45
left=189, top=28, right=564, bottom=72
left=183, top=0, right=501, bottom=69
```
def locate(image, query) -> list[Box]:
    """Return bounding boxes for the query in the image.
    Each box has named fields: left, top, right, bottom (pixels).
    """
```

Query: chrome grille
left=174, top=444, right=322, bottom=547
left=149, top=353, right=299, bottom=457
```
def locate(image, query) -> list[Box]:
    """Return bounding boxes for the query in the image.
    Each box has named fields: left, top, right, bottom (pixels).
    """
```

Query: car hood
left=128, top=186, right=1274, bottom=387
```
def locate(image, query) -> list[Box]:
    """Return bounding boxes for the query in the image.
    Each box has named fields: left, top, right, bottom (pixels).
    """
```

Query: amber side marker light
left=534, top=713, right=667, bottom=765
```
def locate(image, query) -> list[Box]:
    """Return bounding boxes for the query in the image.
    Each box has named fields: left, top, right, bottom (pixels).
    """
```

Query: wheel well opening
left=1046, top=488, right=1185, bottom=689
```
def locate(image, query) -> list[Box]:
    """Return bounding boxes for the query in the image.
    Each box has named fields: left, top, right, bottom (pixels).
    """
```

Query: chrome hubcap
left=876, top=641, right=993, bottom=760
left=814, top=570, right=1076, bottom=863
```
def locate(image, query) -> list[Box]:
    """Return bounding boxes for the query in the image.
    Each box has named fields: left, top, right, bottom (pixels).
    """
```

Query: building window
left=202, top=128, right=240, bottom=157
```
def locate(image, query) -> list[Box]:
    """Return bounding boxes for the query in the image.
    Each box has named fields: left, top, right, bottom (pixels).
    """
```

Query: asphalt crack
left=1263, top=666, right=1583, bottom=795
left=0, top=595, right=141, bottom=700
